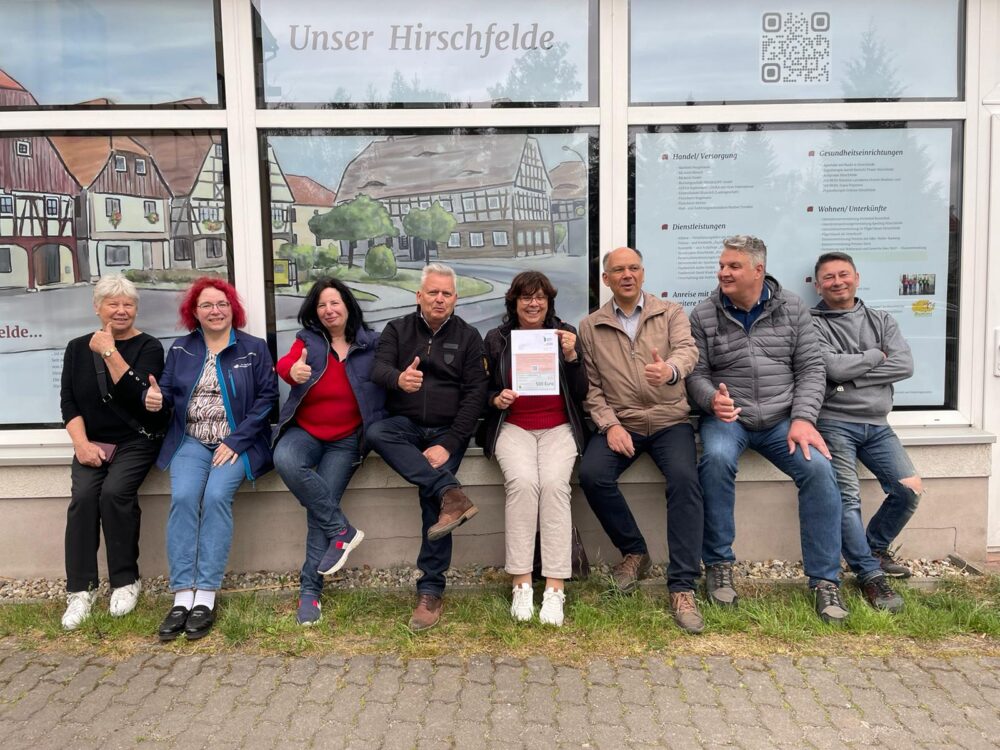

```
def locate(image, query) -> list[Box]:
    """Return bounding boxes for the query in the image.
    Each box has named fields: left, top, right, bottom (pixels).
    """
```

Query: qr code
left=760, top=11, right=831, bottom=84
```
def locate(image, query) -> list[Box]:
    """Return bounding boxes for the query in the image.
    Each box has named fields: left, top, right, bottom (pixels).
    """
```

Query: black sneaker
left=704, top=562, right=738, bottom=607
left=814, top=581, right=848, bottom=624
left=873, top=549, right=912, bottom=578
left=861, top=574, right=904, bottom=613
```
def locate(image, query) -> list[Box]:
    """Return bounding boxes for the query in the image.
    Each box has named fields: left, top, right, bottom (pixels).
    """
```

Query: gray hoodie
left=810, top=299, right=913, bottom=425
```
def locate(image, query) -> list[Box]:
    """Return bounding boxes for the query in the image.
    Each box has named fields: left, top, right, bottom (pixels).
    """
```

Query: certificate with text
left=511, top=329, right=560, bottom=396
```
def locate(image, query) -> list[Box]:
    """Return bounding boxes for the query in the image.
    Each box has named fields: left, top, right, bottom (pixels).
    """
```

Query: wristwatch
left=102, top=348, right=116, bottom=359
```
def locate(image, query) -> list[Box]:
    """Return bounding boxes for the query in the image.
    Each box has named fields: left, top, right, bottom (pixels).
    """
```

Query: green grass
left=3, top=575, right=998, bottom=662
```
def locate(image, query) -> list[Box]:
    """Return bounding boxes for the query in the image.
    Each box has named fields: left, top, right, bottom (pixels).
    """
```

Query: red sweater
left=507, top=394, right=568, bottom=431
left=277, top=338, right=361, bottom=442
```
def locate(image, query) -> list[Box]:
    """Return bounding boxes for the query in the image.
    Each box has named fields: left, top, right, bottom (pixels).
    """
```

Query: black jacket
left=477, top=318, right=590, bottom=459
left=371, top=308, right=488, bottom=456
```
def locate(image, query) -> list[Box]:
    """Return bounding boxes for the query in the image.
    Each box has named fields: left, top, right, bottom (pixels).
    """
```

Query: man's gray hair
left=421, top=263, right=457, bottom=285
left=93, top=274, right=139, bottom=307
left=723, top=235, right=767, bottom=269
left=602, top=246, right=644, bottom=271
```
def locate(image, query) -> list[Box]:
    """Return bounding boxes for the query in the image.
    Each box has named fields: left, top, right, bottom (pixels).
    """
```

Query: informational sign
left=256, top=0, right=595, bottom=105
left=511, top=329, right=559, bottom=395
left=630, top=0, right=961, bottom=104
left=633, top=125, right=958, bottom=406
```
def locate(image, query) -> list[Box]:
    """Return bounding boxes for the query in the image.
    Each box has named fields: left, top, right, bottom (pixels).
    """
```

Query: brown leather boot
left=408, top=593, right=443, bottom=632
left=611, top=552, right=651, bottom=594
left=427, top=487, right=478, bottom=541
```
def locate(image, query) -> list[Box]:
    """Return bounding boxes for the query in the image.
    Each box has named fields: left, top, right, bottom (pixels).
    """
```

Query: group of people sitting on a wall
left=60, top=235, right=923, bottom=640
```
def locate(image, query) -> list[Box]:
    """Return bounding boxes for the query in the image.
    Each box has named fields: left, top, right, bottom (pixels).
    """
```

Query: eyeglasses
left=197, top=301, right=231, bottom=311
left=518, top=294, right=548, bottom=304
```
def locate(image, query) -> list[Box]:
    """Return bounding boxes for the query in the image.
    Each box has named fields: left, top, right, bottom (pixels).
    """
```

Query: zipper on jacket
left=273, top=334, right=331, bottom=443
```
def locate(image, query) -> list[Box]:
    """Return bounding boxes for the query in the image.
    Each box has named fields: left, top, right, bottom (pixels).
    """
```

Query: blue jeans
left=818, top=419, right=920, bottom=578
left=699, top=417, right=843, bottom=586
left=579, top=423, right=703, bottom=592
left=366, top=415, right=467, bottom=596
left=273, top=427, right=361, bottom=598
left=166, top=435, right=246, bottom=591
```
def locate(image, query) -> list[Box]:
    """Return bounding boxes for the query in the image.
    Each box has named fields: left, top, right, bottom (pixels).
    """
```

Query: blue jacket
left=156, top=328, right=278, bottom=481
left=272, top=326, right=387, bottom=452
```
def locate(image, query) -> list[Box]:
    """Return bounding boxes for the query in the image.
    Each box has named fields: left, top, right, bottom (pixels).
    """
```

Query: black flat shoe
left=158, top=606, right=189, bottom=642
left=184, top=605, right=216, bottom=640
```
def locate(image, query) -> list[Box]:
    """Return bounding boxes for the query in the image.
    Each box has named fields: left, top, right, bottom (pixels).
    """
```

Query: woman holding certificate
left=480, top=271, right=589, bottom=626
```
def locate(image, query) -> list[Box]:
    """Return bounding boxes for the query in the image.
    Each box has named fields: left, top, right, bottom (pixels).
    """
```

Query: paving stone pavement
left=1, top=643, right=999, bottom=749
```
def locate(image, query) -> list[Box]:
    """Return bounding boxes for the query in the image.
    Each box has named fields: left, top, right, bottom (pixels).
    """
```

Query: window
left=487, top=196, right=501, bottom=210
left=419, top=201, right=430, bottom=209
left=105, top=197, right=121, bottom=216
left=0, top=196, right=12, bottom=216
left=15, top=140, right=30, bottom=157
left=448, top=232, right=461, bottom=248
left=105, top=245, right=130, bottom=266
left=143, top=200, right=156, bottom=215
left=206, top=238, right=224, bottom=258
left=114, top=155, right=127, bottom=172
left=492, top=231, right=509, bottom=246
left=462, top=197, right=476, bottom=212
left=0, top=248, right=10, bottom=274
left=45, top=198, right=58, bottom=217
left=135, top=158, right=147, bottom=175
left=174, top=238, right=193, bottom=261
left=440, top=199, right=452, bottom=212
left=470, top=232, right=484, bottom=247
left=215, top=144, right=224, bottom=158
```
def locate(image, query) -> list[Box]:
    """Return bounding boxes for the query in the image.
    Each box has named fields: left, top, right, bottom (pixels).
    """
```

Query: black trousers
left=66, top=438, right=160, bottom=592
left=578, top=422, right=704, bottom=592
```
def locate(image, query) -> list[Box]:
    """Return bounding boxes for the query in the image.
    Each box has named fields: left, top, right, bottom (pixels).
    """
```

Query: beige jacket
left=579, top=292, right=698, bottom=436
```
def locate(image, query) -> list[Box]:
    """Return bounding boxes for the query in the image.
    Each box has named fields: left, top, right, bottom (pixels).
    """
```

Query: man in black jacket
left=368, top=263, right=489, bottom=631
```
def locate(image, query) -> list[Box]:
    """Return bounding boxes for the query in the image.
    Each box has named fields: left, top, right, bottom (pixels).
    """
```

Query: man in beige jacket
left=578, top=246, right=705, bottom=634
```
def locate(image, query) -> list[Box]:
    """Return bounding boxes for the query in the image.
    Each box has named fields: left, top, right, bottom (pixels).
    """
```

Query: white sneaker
left=510, top=583, right=535, bottom=622
left=109, top=580, right=142, bottom=617
left=61, top=591, right=96, bottom=630
left=539, top=587, right=566, bottom=627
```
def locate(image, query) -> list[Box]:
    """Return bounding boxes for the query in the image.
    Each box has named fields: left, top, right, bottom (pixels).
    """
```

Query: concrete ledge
left=0, top=445, right=989, bottom=579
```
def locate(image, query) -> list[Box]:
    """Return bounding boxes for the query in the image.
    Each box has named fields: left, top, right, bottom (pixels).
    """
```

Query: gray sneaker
left=670, top=591, right=705, bottom=634
left=704, top=562, right=739, bottom=607
left=814, top=581, right=849, bottom=624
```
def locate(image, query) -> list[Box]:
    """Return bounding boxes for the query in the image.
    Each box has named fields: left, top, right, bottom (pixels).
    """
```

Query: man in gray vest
left=810, top=251, right=918, bottom=610
left=688, top=235, right=848, bottom=624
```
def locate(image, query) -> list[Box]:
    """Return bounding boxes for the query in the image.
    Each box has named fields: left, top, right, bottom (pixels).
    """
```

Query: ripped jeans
left=817, top=419, right=921, bottom=581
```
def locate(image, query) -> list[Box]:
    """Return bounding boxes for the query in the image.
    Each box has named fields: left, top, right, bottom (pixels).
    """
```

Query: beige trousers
left=494, top=422, right=577, bottom=579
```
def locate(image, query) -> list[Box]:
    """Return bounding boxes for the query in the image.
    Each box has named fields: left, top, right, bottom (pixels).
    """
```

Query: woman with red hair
left=145, top=277, right=277, bottom=641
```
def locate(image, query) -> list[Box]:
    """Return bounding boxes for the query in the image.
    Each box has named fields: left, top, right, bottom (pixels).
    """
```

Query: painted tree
left=308, top=194, right=397, bottom=268
left=401, top=201, right=458, bottom=263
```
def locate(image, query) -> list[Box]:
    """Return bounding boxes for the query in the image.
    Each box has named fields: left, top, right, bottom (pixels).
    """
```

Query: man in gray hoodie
left=811, top=251, right=920, bottom=612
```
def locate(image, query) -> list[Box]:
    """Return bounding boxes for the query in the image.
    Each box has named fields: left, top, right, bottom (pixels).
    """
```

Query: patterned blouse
left=185, top=351, right=231, bottom=445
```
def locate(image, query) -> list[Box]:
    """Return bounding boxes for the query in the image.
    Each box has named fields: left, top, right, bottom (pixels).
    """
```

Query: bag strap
left=92, top=352, right=162, bottom=440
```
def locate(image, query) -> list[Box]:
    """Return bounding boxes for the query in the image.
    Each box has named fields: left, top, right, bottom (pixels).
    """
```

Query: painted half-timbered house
left=549, top=160, right=588, bottom=257
left=266, top=144, right=294, bottom=253
left=49, top=135, right=172, bottom=280
left=335, top=134, right=555, bottom=261
left=0, top=70, right=83, bottom=290
left=285, top=174, right=337, bottom=248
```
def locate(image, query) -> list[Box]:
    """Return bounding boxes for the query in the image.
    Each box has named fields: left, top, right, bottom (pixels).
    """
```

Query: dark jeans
left=366, top=415, right=468, bottom=596
left=66, top=437, right=160, bottom=592
left=273, top=426, right=361, bottom=597
left=578, top=423, right=703, bottom=592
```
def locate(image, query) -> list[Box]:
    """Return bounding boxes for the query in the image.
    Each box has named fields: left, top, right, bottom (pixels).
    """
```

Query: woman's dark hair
left=298, top=277, right=369, bottom=343
left=503, top=271, right=558, bottom=329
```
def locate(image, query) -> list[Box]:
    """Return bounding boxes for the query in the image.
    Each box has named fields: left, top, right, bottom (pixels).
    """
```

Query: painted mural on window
left=0, top=0, right=220, bottom=108
left=0, top=86, right=231, bottom=426
left=263, top=131, right=594, bottom=395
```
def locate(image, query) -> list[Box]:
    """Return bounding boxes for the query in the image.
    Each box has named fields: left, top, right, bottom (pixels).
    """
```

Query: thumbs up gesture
left=290, top=347, right=312, bottom=384
left=145, top=374, right=163, bottom=412
left=398, top=356, right=424, bottom=393
left=711, top=382, right=741, bottom=423
left=643, top=347, right=674, bottom=387
left=89, top=321, right=116, bottom=355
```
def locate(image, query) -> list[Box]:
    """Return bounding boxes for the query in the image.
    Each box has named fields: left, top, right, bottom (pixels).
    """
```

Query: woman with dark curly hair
left=145, top=277, right=277, bottom=641
left=272, top=277, right=386, bottom=626
left=479, top=271, right=589, bottom=627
